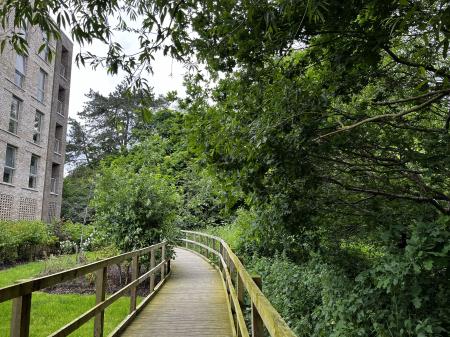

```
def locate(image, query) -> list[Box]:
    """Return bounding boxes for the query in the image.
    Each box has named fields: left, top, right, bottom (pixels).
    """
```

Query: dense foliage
left=0, top=219, right=106, bottom=265
left=61, top=165, right=95, bottom=223
left=4, top=0, right=450, bottom=335
left=0, top=221, right=56, bottom=264
left=92, top=137, right=182, bottom=251
left=90, top=110, right=239, bottom=250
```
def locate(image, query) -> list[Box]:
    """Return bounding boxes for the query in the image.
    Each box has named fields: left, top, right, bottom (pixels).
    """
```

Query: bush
left=50, top=220, right=107, bottom=254
left=205, top=208, right=254, bottom=251
left=210, top=216, right=450, bottom=336
left=92, top=161, right=182, bottom=252
left=0, top=220, right=57, bottom=264
left=315, top=219, right=450, bottom=337
left=249, top=255, right=331, bottom=336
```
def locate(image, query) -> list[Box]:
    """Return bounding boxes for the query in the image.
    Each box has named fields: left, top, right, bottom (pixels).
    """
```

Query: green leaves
left=92, top=144, right=182, bottom=251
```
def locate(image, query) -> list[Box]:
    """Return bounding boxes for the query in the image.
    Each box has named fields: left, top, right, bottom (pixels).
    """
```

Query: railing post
left=185, top=232, right=188, bottom=248
left=129, top=255, right=138, bottom=313
left=161, top=244, right=166, bottom=281
left=94, top=267, right=107, bottom=337
left=237, top=274, right=244, bottom=307
left=206, top=237, right=210, bottom=260
left=251, top=276, right=264, bottom=337
left=236, top=273, right=245, bottom=337
left=149, top=248, right=155, bottom=293
left=219, top=243, right=224, bottom=276
left=200, top=235, right=204, bottom=256
left=10, top=294, right=31, bottom=337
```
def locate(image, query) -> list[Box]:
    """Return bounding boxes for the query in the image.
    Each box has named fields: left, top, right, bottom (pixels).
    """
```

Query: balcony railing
left=57, top=100, right=64, bottom=116
left=54, top=139, right=61, bottom=154
left=50, top=177, right=58, bottom=194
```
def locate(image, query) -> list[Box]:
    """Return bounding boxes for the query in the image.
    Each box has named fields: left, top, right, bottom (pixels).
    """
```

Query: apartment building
left=0, top=23, right=72, bottom=222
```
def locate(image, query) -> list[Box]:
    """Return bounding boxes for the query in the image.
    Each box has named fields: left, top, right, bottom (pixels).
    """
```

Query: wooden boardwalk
left=119, top=248, right=234, bottom=337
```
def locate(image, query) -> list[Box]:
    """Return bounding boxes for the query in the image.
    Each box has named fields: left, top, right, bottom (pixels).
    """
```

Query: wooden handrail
left=0, top=241, right=171, bottom=337
left=181, top=230, right=298, bottom=337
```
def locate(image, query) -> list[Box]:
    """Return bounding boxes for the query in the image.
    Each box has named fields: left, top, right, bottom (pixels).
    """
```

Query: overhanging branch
left=315, top=92, right=449, bottom=141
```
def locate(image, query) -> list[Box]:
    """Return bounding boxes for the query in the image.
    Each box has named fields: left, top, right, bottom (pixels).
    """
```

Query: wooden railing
left=0, top=241, right=171, bottom=337
left=181, top=230, right=297, bottom=337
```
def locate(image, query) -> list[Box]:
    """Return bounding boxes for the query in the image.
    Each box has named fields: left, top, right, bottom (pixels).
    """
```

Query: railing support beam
left=94, top=267, right=107, bottom=337
left=130, top=256, right=139, bottom=313
left=149, top=248, right=155, bottom=293
left=160, top=245, right=166, bottom=281
left=251, top=276, right=264, bottom=337
left=10, top=293, right=31, bottom=337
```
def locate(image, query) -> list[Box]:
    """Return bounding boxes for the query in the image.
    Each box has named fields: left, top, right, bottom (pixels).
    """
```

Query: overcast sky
left=67, top=31, right=187, bottom=120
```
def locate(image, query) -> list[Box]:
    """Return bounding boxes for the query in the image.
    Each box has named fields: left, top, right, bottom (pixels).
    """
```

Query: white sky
left=67, top=32, right=187, bottom=120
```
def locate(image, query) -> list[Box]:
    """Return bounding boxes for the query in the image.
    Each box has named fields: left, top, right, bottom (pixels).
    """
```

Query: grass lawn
left=0, top=251, right=137, bottom=336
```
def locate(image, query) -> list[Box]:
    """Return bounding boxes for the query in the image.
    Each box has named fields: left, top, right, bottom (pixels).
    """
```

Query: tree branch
left=315, top=92, right=449, bottom=141
left=382, top=47, right=448, bottom=76
left=323, top=176, right=450, bottom=214
left=373, top=88, right=450, bottom=106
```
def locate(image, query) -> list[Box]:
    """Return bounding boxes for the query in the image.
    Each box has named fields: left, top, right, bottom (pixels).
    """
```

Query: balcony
left=50, top=177, right=58, bottom=194
left=57, top=100, right=64, bottom=116
left=54, top=139, right=61, bottom=154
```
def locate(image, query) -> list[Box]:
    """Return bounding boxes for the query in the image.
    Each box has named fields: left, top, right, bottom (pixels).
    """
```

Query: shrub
left=315, top=218, right=450, bottom=337
left=205, top=208, right=254, bottom=251
left=0, top=220, right=57, bottom=264
left=49, top=220, right=107, bottom=253
left=247, top=255, right=336, bottom=336
left=92, top=162, right=182, bottom=252
left=210, top=216, right=450, bottom=336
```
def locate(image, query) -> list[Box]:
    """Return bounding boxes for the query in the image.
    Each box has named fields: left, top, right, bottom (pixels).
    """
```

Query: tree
left=66, top=83, right=163, bottom=166
left=61, top=165, right=95, bottom=223
left=92, top=145, right=181, bottom=251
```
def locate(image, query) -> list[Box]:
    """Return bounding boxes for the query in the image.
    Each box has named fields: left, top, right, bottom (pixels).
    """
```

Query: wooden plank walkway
left=119, top=248, right=234, bottom=337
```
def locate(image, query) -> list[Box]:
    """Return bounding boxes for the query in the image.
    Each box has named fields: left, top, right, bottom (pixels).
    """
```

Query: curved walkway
left=119, top=248, right=233, bottom=337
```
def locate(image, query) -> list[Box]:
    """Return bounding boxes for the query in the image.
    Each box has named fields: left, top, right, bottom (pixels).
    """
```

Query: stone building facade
left=0, top=23, right=72, bottom=222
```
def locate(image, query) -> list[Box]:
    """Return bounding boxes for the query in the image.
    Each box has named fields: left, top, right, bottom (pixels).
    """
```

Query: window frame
left=33, top=111, right=44, bottom=143
left=37, top=69, right=47, bottom=102
left=38, top=31, right=50, bottom=62
left=28, top=154, right=39, bottom=189
left=50, top=177, right=58, bottom=194
left=14, top=54, right=26, bottom=88
left=3, top=145, right=16, bottom=184
left=8, top=96, right=21, bottom=134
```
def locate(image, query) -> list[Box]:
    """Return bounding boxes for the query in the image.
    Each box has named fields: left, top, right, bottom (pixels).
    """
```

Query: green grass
left=0, top=250, right=137, bottom=336
left=0, top=250, right=116, bottom=288
left=0, top=293, right=131, bottom=336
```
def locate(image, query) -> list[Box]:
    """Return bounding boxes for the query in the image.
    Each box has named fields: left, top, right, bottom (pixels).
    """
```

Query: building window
left=3, top=145, right=16, bottom=184
left=37, top=69, right=47, bottom=102
left=15, top=54, right=26, bottom=88
left=54, top=124, right=63, bottom=154
left=57, top=87, right=65, bottom=116
left=33, top=111, right=43, bottom=143
left=9, top=97, right=21, bottom=134
left=28, top=155, right=38, bottom=189
left=60, top=47, right=69, bottom=79
left=50, top=163, right=59, bottom=194
left=39, top=31, right=50, bottom=62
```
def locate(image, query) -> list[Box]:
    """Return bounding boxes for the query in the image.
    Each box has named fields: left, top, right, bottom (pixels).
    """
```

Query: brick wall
left=0, top=21, right=72, bottom=222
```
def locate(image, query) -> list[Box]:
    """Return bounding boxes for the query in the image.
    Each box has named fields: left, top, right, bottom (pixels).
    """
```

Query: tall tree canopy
left=66, top=83, right=166, bottom=166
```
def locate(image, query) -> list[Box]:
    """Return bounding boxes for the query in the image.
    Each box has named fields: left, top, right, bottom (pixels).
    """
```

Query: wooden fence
left=181, top=230, right=297, bottom=337
left=0, top=241, right=170, bottom=337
